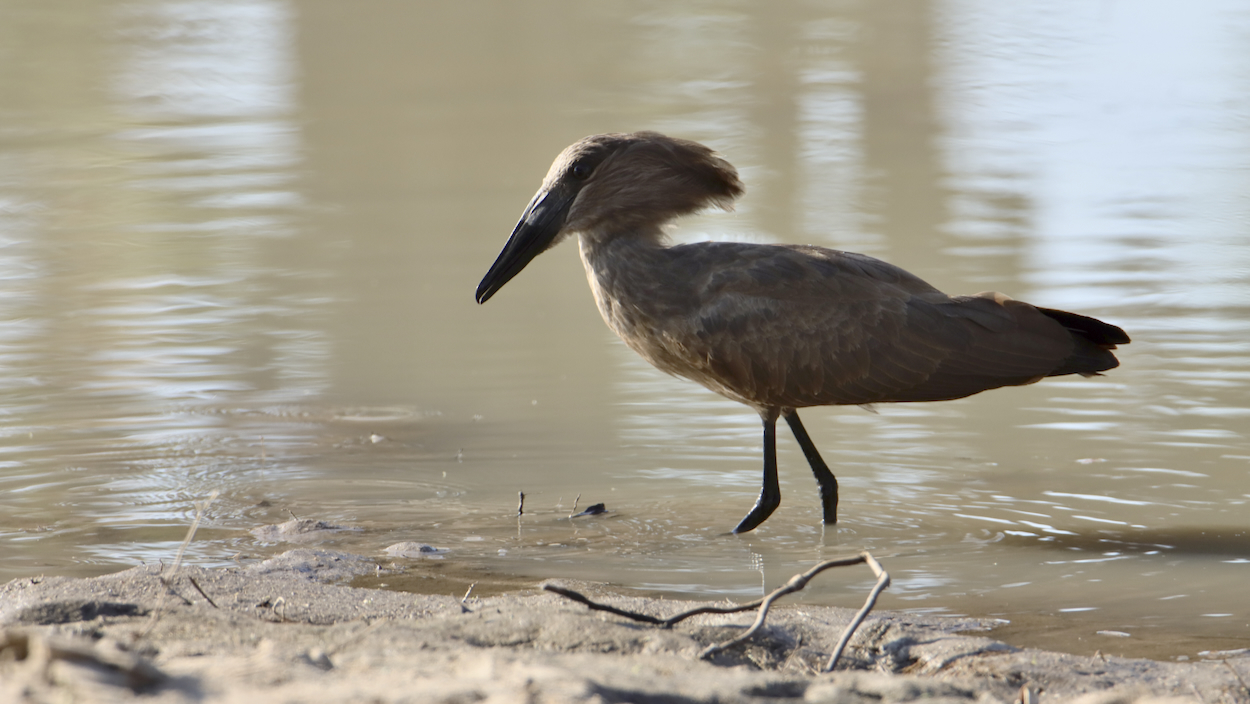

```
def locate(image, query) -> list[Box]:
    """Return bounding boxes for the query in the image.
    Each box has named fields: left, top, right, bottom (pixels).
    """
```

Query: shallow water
left=1, top=0, right=1248, bottom=660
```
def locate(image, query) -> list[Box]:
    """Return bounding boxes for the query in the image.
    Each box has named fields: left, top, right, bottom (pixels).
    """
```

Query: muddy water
left=1, top=0, right=1248, bottom=660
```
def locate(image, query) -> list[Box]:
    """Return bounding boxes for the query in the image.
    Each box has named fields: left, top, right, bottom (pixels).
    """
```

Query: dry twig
left=186, top=576, right=218, bottom=609
left=169, top=490, right=218, bottom=580
left=824, top=551, right=890, bottom=672
left=1014, top=685, right=1039, bottom=704
left=138, top=491, right=219, bottom=637
left=543, top=552, right=889, bottom=668
left=543, top=585, right=667, bottom=624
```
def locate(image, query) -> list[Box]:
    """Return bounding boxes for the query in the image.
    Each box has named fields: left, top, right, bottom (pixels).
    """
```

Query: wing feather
left=646, top=243, right=1121, bottom=409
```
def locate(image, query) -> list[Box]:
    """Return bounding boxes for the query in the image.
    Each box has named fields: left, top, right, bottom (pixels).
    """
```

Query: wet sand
left=2, top=548, right=1246, bottom=703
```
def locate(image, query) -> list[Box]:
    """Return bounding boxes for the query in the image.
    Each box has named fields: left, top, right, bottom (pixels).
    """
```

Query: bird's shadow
left=1002, top=526, right=1250, bottom=558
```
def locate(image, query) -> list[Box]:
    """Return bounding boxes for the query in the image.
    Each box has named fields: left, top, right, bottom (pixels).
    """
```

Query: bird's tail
left=1037, top=307, right=1130, bottom=376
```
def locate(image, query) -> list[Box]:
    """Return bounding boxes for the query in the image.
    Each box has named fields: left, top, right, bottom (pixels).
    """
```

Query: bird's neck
left=577, top=226, right=668, bottom=279
left=577, top=228, right=682, bottom=339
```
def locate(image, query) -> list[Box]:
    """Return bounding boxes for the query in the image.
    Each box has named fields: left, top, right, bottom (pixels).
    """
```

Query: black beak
left=475, top=188, right=574, bottom=304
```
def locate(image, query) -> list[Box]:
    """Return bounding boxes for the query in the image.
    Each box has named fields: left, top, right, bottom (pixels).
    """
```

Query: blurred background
left=1, top=0, right=1247, bottom=659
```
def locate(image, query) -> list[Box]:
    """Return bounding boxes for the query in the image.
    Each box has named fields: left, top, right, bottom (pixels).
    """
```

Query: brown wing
left=658, top=243, right=1124, bottom=409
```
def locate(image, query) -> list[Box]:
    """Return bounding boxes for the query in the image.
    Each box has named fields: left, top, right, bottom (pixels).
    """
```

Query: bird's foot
left=732, top=498, right=778, bottom=534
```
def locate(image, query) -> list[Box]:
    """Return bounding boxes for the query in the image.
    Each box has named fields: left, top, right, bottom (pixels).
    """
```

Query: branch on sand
left=543, top=551, right=890, bottom=672
left=138, top=491, right=219, bottom=638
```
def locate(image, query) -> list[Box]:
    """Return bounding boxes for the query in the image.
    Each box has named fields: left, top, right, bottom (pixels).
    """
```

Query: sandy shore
left=1, top=548, right=1245, bottom=703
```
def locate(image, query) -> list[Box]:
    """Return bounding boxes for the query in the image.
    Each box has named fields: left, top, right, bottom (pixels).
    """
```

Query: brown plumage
left=476, top=131, right=1130, bottom=533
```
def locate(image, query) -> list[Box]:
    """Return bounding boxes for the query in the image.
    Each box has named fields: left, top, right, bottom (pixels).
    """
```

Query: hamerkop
left=475, top=132, right=1130, bottom=533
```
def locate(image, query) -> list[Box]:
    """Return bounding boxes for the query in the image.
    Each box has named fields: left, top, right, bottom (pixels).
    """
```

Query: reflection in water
left=0, top=0, right=325, bottom=576
left=0, top=0, right=1247, bottom=659
left=106, top=0, right=322, bottom=405
left=1006, top=526, right=1250, bottom=558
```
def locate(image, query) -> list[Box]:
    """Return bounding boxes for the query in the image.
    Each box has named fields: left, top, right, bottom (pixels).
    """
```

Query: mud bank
left=1, top=549, right=1245, bottom=703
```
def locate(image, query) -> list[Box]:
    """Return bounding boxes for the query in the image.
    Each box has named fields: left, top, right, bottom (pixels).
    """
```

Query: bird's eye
left=570, top=161, right=592, bottom=179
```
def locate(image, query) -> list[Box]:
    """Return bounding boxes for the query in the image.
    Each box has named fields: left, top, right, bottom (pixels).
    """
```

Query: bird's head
left=475, top=132, right=743, bottom=303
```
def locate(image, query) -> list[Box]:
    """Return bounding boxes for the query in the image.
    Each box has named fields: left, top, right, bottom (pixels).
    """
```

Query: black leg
left=733, top=411, right=781, bottom=533
left=784, top=409, right=838, bottom=524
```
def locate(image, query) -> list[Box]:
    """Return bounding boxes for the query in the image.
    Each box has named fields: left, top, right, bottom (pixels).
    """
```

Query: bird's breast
left=579, top=237, right=704, bottom=370
left=577, top=236, right=772, bottom=408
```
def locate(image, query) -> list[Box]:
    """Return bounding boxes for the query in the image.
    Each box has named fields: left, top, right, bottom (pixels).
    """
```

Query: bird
left=475, top=131, right=1130, bottom=533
